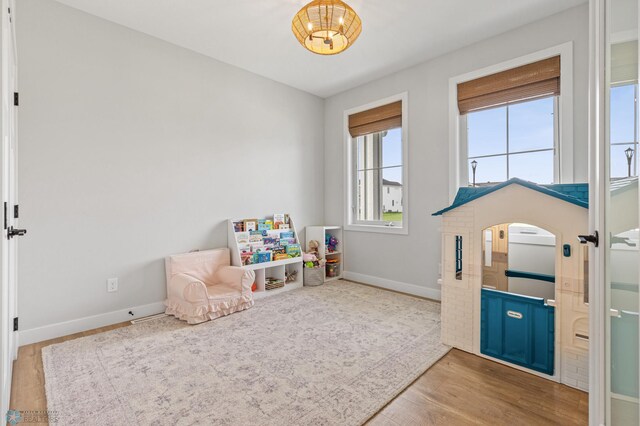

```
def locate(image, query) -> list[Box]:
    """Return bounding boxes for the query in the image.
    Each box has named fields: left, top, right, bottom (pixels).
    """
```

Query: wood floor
left=10, top=323, right=587, bottom=425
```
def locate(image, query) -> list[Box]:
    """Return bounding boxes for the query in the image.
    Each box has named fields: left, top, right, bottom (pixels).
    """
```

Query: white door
left=589, top=0, right=640, bottom=424
left=1, top=0, right=21, bottom=417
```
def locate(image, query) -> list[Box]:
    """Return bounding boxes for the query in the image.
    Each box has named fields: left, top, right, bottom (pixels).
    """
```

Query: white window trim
left=343, top=92, right=409, bottom=235
left=448, top=42, right=574, bottom=202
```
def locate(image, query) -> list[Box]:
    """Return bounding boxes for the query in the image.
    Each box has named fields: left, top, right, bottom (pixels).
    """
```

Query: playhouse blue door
left=481, top=288, right=555, bottom=375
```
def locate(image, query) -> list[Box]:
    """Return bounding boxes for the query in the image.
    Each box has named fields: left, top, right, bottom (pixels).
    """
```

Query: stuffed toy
left=325, top=235, right=339, bottom=253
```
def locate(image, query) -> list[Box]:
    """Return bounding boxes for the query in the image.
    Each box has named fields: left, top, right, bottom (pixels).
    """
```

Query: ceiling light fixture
left=292, top=0, right=362, bottom=55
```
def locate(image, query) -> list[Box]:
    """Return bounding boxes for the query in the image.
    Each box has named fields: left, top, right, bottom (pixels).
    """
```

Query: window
left=346, top=94, right=408, bottom=234
left=457, top=56, right=561, bottom=186
left=354, top=128, right=403, bottom=224
left=610, top=83, right=638, bottom=179
left=466, top=96, right=557, bottom=185
left=455, top=235, right=463, bottom=280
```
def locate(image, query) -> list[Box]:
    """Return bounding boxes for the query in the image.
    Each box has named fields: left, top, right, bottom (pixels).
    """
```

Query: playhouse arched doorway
left=480, top=223, right=557, bottom=375
left=482, top=223, right=556, bottom=300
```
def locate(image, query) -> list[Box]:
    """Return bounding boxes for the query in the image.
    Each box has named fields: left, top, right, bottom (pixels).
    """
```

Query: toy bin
left=304, top=267, right=324, bottom=286
left=326, top=261, right=341, bottom=278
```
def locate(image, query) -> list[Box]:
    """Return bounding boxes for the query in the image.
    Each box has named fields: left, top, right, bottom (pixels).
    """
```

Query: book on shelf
left=249, top=234, right=263, bottom=242
left=286, top=244, right=301, bottom=257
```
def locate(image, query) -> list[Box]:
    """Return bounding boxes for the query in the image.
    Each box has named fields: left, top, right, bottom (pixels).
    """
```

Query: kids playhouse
left=433, top=178, right=590, bottom=390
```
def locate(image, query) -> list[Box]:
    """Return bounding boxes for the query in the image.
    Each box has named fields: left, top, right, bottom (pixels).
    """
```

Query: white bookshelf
left=227, top=216, right=303, bottom=299
left=306, top=226, right=343, bottom=282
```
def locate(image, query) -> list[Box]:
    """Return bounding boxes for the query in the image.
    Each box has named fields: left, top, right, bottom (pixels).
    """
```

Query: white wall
left=324, top=4, right=589, bottom=296
left=17, top=0, right=324, bottom=336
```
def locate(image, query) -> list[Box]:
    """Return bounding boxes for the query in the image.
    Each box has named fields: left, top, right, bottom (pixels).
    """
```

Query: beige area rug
left=43, top=281, right=449, bottom=425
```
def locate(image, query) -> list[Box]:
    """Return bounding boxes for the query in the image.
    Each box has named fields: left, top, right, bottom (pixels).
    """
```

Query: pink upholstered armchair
left=164, top=248, right=255, bottom=324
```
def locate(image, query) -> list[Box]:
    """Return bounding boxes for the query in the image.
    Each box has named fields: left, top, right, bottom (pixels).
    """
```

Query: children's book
left=280, top=231, right=294, bottom=239
left=250, top=242, right=265, bottom=251
left=241, top=251, right=254, bottom=265
left=249, top=234, right=263, bottom=243
left=278, top=224, right=290, bottom=229
left=257, top=252, right=272, bottom=263
left=273, top=214, right=285, bottom=229
left=243, top=219, right=258, bottom=232
left=286, top=243, right=301, bottom=257
left=236, top=232, right=250, bottom=244
left=258, top=223, right=273, bottom=231
left=271, top=247, right=286, bottom=256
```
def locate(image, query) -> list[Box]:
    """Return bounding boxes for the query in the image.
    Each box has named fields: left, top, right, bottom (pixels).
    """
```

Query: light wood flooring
left=10, top=323, right=587, bottom=425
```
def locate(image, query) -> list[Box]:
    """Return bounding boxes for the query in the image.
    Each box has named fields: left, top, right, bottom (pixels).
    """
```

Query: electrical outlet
left=107, top=277, right=118, bottom=293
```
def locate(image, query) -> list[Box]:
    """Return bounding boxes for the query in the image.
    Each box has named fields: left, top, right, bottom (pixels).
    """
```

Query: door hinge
left=13, top=92, right=18, bottom=106
left=13, top=317, right=18, bottom=332
left=3, top=202, right=6, bottom=230
left=13, top=204, right=18, bottom=219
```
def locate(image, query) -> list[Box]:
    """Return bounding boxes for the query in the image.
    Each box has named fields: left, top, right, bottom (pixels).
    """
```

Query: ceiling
left=52, top=0, right=587, bottom=98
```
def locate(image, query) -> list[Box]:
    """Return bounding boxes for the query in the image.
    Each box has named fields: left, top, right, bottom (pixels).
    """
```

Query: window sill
left=344, top=223, right=408, bottom=235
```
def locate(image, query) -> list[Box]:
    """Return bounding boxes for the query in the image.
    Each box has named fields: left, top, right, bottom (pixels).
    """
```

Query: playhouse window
left=464, top=96, right=558, bottom=185
left=455, top=235, right=463, bottom=280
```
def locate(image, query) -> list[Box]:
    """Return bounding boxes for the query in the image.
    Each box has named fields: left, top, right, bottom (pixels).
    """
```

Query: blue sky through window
left=610, top=84, right=638, bottom=178
left=467, top=97, right=555, bottom=184
left=382, top=127, right=402, bottom=183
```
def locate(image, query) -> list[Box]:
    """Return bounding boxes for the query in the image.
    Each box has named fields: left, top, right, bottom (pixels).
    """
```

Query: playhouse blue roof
left=432, top=178, right=589, bottom=216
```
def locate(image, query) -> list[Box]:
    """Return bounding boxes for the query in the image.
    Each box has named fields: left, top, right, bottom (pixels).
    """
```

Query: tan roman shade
left=457, top=56, right=560, bottom=114
left=611, top=40, right=638, bottom=84
left=349, top=101, right=402, bottom=137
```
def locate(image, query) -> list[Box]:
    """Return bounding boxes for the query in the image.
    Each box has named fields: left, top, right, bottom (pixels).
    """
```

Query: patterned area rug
left=43, top=281, right=449, bottom=425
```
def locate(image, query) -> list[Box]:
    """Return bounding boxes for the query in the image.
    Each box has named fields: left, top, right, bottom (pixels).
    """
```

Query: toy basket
left=303, top=267, right=324, bottom=286
left=326, top=261, right=341, bottom=278
left=265, top=277, right=285, bottom=291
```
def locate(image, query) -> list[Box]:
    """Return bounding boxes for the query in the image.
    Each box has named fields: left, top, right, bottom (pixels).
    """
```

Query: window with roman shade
left=460, top=56, right=561, bottom=185
left=348, top=100, right=402, bottom=137
left=457, top=56, right=560, bottom=114
left=346, top=95, right=407, bottom=234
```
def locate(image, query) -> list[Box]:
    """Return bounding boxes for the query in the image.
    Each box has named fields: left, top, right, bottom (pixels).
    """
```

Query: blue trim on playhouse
left=432, top=178, right=589, bottom=216
left=505, top=269, right=556, bottom=283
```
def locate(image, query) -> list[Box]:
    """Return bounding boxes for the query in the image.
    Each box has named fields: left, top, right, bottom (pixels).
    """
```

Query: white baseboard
left=18, top=301, right=166, bottom=346
left=343, top=271, right=441, bottom=301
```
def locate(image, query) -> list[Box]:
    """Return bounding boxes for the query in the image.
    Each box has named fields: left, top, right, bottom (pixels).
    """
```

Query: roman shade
left=348, top=100, right=402, bottom=137
left=457, top=56, right=560, bottom=114
left=611, top=40, right=638, bottom=84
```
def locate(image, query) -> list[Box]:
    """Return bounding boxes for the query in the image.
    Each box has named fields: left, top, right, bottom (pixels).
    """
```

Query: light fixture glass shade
left=292, top=0, right=362, bottom=55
